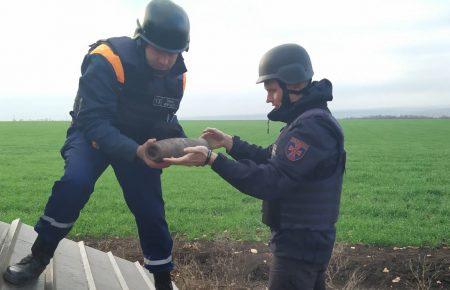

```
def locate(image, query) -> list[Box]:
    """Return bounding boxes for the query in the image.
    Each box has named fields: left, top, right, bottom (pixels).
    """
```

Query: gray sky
left=0, top=0, right=449, bottom=120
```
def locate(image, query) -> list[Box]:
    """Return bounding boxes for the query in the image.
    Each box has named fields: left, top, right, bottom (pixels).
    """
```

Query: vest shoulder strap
left=297, top=108, right=332, bottom=123
left=89, top=44, right=125, bottom=84
left=289, top=108, right=344, bottom=153
left=292, top=108, right=343, bottom=135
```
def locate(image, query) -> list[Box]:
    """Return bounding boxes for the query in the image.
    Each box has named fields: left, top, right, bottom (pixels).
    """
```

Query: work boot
left=3, top=254, right=48, bottom=285
left=154, top=271, right=173, bottom=290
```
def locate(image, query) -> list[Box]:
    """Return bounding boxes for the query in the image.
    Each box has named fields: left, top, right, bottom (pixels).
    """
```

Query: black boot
left=3, top=236, right=55, bottom=285
left=3, top=254, right=48, bottom=285
left=154, top=271, right=173, bottom=290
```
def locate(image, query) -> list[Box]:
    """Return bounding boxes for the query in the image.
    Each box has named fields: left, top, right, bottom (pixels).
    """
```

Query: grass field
left=0, top=120, right=449, bottom=246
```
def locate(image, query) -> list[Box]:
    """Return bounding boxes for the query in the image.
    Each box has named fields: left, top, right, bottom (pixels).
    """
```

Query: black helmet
left=256, top=44, right=313, bottom=84
left=135, top=0, right=190, bottom=53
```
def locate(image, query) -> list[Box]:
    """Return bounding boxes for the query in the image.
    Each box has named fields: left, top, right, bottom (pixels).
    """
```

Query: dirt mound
left=80, top=237, right=449, bottom=289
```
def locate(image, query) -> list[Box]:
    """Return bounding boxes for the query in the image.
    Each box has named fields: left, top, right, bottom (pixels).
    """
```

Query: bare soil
left=80, top=236, right=449, bottom=289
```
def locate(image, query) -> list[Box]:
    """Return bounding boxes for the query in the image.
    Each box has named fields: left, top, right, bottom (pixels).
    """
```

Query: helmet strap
left=286, top=79, right=312, bottom=95
left=287, top=87, right=307, bottom=95
left=278, top=82, right=292, bottom=106
left=134, top=19, right=144, bottom=39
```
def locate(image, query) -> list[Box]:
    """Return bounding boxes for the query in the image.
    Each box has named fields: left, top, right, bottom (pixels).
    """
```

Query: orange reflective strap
left=89, top=44, right=125, bottom=84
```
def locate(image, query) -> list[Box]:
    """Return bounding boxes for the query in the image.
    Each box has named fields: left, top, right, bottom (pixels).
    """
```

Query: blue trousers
left=268, top=256, right=326, bottom=290
left=34, top=128, right=173, bottom=272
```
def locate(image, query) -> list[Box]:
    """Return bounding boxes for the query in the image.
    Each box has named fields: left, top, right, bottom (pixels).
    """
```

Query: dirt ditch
left=79, top=236, right=449, bottom=289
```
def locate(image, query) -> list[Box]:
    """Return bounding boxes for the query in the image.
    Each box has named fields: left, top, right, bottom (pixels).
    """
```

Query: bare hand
left=200, top=127, right=233, bottom=151
left=136, top=139, right=170, bottom=169
left=164, top=146, right=216, bottom=167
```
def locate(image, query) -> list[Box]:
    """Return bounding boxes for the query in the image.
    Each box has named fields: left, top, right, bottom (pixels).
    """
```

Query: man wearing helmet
left=3, top=1, right=188, bottom=289
left=165, top=44, right=346, bottom=290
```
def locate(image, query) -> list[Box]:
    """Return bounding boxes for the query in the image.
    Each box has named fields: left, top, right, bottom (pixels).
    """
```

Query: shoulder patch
left=285, top=137, right=310, bottom=161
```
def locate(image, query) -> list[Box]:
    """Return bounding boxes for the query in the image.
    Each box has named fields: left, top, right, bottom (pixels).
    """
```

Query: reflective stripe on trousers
left=144, top=255, right=172, bottom=266
left=40, top=215, right=75, bottom=229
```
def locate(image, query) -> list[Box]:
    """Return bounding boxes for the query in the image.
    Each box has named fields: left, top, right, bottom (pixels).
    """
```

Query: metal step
left=83, top=242, right=125, bottom=290
left=0, top=219, right=22, bottom=289
left=134, top=262, right=156, bottom=290
left=44, top=259, right=54, bottom=290
left=107, top=252, right=129, bottom=290
left=113, top=256, right=154, bottom=290
left=0, top=219, right=171, bottom=290
left=0, top=223, right=9, bottom=254
left=52, top=238, right=89, bottom=290
left=1, top=219, right=48, bottom=290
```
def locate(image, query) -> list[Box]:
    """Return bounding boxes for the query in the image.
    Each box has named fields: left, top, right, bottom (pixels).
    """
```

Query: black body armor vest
left=74, top=36, right=187, bottom=144
left=262, top=109, right=346, bottom=230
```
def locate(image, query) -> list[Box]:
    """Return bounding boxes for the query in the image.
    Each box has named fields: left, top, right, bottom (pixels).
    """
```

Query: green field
left=0, top=120, right=449, bottom=246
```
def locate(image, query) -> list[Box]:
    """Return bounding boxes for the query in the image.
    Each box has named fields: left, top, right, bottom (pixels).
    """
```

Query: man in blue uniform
left=3, top=1, right=189, bottom=289
left=165, top=44, right=346, bottom=290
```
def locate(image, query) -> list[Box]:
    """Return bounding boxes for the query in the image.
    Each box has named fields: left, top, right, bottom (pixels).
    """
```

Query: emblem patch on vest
left=153, top=96, right=180, bottom=110
left=285, top=137, right=309, bottom=161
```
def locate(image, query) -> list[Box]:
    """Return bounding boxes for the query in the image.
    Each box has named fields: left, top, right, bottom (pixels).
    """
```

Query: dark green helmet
left=135, top=0, right=190, bottom=53
left=256, top=44, right=313, bottom=84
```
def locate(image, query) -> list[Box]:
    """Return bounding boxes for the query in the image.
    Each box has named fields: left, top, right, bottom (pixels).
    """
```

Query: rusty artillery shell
left=146, top=138, right=210, bottom=162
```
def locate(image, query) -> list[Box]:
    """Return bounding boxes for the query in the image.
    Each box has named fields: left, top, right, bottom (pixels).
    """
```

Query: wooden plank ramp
left=0, top=219, right=176, bottom=290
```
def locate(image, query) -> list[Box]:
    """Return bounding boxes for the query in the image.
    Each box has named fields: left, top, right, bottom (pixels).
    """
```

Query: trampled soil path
left=79, top=236, right=449, bottom=289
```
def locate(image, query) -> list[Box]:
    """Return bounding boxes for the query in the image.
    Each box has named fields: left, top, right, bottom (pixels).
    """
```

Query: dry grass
left=326, top=244, right=366, bottom=290
left=173, top=238, right=268, bottom=289
left=174, top=241, right=369, bottom=290
left=406, top=254, right=441, bottom=290
left=341, top=269, right=366, bottom=290
left=84, top=237, right=448, bottom=289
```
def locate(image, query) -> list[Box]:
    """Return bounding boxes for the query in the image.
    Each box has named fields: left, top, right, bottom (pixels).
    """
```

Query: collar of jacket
left=267, top=79, right=333, bottom=124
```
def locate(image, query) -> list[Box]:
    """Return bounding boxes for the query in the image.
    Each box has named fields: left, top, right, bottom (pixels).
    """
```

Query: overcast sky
left=0, top=0, right=449, bottom=120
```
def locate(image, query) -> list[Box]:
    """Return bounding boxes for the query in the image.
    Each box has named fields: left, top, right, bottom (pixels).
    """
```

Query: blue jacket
left=71, top=37, right=187, bottom=162
left=211, top=79, right=345, bottom=263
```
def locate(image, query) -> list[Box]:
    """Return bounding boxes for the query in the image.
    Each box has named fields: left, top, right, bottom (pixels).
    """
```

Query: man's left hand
left=137, top=139, right=171, bottom=169
left=164, top=146, right=217, bottom=166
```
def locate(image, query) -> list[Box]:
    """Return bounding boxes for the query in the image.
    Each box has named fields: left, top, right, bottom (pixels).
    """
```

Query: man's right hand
left=136, top=139, right=170, bottom=169
left=200, top=128, right=233, bottom=151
